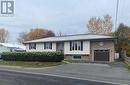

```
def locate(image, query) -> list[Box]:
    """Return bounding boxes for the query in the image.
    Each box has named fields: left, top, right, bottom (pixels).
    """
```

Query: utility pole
left=115, top=0, right=119, bottom=33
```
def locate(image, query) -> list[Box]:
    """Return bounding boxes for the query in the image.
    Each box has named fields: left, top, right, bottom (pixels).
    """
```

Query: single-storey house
left=0, top=43, right=26, bottom=53
left=24, top=34, right=116, bottom=62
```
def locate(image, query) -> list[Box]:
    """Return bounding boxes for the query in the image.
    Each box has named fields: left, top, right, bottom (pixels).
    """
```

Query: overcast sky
left=0, top=0, right=129, bottom=43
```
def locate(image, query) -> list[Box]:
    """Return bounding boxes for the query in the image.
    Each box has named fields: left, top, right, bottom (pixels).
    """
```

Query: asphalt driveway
left=31, top=62, right=130, bottom=84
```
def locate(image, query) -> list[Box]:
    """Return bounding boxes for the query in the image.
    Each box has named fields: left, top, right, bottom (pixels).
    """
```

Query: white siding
left=36, top=43, right=44, bottom=51
left=26, top=41, right=90, bottom=55
left=64, top=41, right=90, bottom=55
left=26, top=43, right=56, bottom=52
left=25, top=44, right=29, bottom=50
left=0, top=45, right=10, bottom=53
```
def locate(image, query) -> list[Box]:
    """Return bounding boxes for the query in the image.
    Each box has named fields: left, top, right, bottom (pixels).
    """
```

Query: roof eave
left=23, top=37, right=116, bottom=44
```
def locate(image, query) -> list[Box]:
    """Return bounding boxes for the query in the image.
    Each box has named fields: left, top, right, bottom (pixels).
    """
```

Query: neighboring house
left=0, top=43, right=26, bottom=53
left=24, top=34, right=116, bottom=62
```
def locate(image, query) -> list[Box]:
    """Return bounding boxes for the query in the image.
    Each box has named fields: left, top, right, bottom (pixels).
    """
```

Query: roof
left=24, top=34, right=115, bottom=43
left=0, top=43, right=26, bottom=50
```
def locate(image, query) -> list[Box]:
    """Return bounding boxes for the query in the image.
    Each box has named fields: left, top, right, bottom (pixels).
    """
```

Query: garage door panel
left=94, top=50, right=109, bottom=61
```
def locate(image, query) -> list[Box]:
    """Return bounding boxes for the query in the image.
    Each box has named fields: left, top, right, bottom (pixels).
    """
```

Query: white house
left=24, top=34, right=116, bottom=62
left=0, top=43, right=26, bottom=53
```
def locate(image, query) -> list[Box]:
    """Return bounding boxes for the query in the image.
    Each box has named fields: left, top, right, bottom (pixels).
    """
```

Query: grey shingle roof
left=24, top=34, right=115, bottom=43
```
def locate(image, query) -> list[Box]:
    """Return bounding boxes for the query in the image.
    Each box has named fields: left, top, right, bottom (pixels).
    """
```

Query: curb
left=0, top=64, right=59, bottom=70
left=0, top=65, right=22, bottom=68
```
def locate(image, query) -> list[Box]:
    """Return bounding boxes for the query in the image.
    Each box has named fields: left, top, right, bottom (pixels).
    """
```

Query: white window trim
left=70, top=41, right=82, bottom=51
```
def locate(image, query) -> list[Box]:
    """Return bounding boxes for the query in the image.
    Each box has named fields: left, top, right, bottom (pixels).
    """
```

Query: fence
left=124, top=55, right=130, bottom=68
left=124, top=56, right=130, bottom=63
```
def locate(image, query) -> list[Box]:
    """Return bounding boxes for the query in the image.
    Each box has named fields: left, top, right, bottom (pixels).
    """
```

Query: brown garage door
left=94, top=50, right=109, bottom=61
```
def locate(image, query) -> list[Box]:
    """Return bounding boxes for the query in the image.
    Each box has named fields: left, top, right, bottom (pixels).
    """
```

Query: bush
left=1, top=52, right=64, bottom=62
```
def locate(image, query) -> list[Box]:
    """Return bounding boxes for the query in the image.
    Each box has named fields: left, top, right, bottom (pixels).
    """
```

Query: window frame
left=70, top=41, right=83, bottom=51
left=73, top=55, right=82, bottom=60
left=44, top=42, right=52, bottom=49
left=29, top=43, right=36, bottom=49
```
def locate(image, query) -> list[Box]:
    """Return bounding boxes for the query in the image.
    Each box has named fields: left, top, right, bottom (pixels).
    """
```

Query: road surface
left=0, top=70, right=117, bottom=85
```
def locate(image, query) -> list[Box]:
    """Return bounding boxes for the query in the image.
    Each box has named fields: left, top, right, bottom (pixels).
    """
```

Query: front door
left=56, top=42, right=64, bottom=53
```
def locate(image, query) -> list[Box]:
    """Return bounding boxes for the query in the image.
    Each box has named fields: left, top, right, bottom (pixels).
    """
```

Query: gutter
left=23, top=38, right=117, bottom=44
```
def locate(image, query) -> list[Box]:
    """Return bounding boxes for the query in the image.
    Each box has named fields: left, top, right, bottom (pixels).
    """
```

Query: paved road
left=0, top=70, right=117, bottom=85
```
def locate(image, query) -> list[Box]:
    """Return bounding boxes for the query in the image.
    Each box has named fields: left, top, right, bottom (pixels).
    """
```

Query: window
left=70, top=41, right=83, bottom=51
left=73, top=55, right=81, bottom=59
left=29, top=43, right=36, bottom=49
left=44, top=42, right=52, bottom=49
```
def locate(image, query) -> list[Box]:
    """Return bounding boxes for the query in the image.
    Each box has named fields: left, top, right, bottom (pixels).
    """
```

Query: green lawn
left=124, top=61, right=130, bottom=71
left=127, top=62, right=130, bottom=71
left=0, top=61, right=67, bottom=68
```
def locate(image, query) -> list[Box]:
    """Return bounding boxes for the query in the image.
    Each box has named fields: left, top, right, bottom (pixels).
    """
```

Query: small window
left=29, top=43, right=36, bottom=49
left=44, top=42, right=52, bottom=49
left=73, top=55, right=81, bottom=59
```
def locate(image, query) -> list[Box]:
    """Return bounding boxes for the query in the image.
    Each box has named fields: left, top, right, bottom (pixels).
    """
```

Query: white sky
left=0, top=0, right=129, bottom=43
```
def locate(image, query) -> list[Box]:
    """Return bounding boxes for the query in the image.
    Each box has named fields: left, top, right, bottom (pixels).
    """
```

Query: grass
left=0, top=61, right=67, bottom=68
left=124, top=61, right=130, bottom=71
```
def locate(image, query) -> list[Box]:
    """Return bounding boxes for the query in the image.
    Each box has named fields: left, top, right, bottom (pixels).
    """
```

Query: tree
left=0, top=29, right=9, bottom=43
left=17, top=28, right=55, bottom=43
left=115, top=23, right=130, bottom=57
left=87, top=14, right=112, bottom=34
left=17, top=32, right=27, bottom=43
left=45, top=30, right=55, bottom=37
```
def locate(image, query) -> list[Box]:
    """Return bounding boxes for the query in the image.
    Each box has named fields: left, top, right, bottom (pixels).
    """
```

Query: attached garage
left=94, top=49, right=109, bottom=61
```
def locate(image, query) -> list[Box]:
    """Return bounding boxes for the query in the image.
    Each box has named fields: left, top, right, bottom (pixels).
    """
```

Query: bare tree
left=0, top=29, right=9, bottom=43
left=17, top=32, right=27, bottom=43
left=87, top=14, right=112, bottom=35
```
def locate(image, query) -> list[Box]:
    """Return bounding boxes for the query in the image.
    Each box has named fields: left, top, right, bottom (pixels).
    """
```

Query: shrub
left=1, top=52, right=64, bottom=62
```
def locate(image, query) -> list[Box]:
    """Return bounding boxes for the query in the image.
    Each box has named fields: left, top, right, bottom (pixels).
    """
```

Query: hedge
left=1, top=52, right=64, bottom=62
